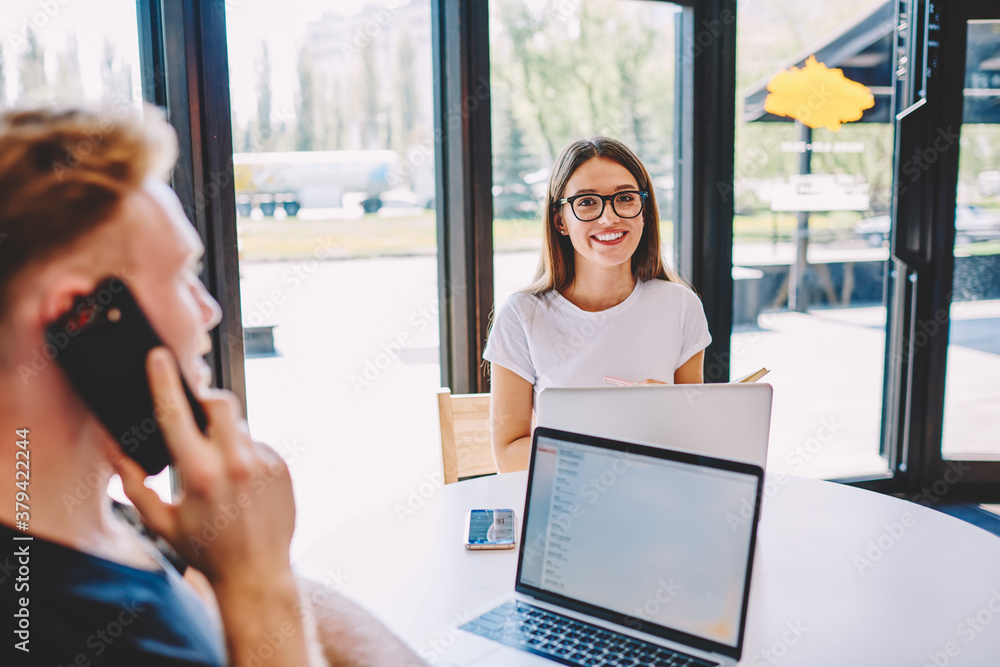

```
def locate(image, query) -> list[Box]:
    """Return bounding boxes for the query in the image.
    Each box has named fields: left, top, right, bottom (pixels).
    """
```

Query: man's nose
left=197, top=282, right=222, bottom=329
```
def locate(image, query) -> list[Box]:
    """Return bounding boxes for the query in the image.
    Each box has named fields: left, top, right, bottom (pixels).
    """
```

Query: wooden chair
left=437, top=388, right=497, bottom=484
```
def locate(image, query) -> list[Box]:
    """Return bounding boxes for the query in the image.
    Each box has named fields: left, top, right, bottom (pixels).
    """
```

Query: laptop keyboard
left=460, top=600, right=719, bottom=667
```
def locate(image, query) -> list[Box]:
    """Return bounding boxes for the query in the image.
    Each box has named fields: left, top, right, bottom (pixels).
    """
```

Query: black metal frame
left=870, top=0, right=1000, bottom=501
left=137, top=0, right=246, bottom=408
left=556, top=191, right=649, bottom=222
left=673, top=0, right=737, bottom=383
left=136, top=0, right=167, bottom=109
left=910, top=0, right=1000, bottom=499
left=856, top=0, right=934, bottom=496
left=432, top=0, right=495, bottom=395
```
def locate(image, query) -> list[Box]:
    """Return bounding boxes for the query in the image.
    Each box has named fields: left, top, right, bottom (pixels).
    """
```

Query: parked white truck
left=233, top=150, right=405, bottom=217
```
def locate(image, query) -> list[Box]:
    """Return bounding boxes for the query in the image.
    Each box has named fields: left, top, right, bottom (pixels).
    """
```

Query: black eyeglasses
left=556, top=190, right=648, bottom=222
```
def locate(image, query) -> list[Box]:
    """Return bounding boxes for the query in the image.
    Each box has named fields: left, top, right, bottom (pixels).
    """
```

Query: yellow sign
left=764, top=55, right=874, bottom=131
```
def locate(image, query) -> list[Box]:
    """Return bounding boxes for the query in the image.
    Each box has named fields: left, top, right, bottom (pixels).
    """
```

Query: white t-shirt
left=484, top=279, right=712, bottom=404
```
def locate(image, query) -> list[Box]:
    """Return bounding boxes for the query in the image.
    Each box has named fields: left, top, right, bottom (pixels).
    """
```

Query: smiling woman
left=484, top=137, right=712, bottom=473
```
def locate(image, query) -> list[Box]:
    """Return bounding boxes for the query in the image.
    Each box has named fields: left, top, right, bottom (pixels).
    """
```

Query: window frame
left=432, top=0, right=495, bottom=395
left=899, top=0, right=1000, bottom=500
left=137, top=0, right=246, bottom=408
left=674, top=0, right=737, bottom=384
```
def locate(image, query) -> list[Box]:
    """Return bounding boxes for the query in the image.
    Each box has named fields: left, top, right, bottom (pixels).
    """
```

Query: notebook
left=535, top=383, right=773, bottom=467
left=446, top=427, right=764, bottom=667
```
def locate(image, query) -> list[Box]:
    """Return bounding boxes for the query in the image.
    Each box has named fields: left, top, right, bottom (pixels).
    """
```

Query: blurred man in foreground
left=0, top=105, right=424, bottom=666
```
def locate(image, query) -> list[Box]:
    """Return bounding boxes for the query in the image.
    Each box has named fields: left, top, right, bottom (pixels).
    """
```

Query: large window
left=19, top=0, right=986, bottom=541
left=225, top=0, right=441, bottom=558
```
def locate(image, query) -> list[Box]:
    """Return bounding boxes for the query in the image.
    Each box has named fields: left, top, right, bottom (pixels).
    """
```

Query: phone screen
left=467, top=509, right=515, bottom=545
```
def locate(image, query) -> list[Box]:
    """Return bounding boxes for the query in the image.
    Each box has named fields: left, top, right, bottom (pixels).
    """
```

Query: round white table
left=293, top=472, right=1000, bottom=666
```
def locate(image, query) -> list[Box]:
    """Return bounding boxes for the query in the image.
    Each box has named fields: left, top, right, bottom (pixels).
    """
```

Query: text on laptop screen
left=520, top=435, right=759, bottom=648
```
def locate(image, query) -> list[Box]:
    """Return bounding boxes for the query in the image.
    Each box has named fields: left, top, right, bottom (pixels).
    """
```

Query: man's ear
left=36, top=273, right=98, bottom=330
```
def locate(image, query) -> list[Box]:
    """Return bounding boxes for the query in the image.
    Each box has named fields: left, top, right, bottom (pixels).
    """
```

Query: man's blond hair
left=0, top=104, right=178, bottom=319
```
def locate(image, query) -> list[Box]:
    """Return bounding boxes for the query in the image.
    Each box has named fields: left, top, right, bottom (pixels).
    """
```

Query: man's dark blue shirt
left=0, top=521, right=226, bottom=666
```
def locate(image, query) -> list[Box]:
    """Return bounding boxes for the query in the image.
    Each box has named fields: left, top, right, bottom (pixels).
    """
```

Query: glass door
left=941, top=16, right=1000, bottom=464
left=888, top=0, right=1000, bottom=495
left=732, top=0, right=896, bottom=481
left=935, top=3, right=1000, bottom=492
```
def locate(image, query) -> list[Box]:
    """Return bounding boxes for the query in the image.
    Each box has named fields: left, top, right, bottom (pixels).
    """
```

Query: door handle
left=891, top=98, right=932, bottom=269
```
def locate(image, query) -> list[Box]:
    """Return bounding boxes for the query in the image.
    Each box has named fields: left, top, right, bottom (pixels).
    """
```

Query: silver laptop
left=536, top=384, right=773, bottom=467
left=446, top=427, right=764, bottom=667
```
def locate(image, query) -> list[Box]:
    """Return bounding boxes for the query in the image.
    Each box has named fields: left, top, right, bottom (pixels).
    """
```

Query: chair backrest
left=437, top=388, right=496, bottom=484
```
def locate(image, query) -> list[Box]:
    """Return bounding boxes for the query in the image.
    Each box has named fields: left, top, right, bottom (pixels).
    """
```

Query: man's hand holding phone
left=113, top=347, right=311, bottom=664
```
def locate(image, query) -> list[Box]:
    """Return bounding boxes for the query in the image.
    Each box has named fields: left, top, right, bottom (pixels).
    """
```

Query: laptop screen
left=516, top=429, right=762, bottom=656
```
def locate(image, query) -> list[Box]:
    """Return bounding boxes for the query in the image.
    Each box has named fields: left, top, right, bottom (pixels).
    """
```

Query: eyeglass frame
left=555, top=190, right=649, bottom=222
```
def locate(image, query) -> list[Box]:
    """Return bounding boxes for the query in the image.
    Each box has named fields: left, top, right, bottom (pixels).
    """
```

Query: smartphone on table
left=464, top=509, right=516, bottom=550
left=46, top=276, right=208, bottom=476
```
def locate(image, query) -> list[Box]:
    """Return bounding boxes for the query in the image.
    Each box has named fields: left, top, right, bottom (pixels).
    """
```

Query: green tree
left=494, top=96, right=533, bottom=186
left=0, top=43, right=6, bottom=106
left=19, top=31, right=49, bottom=103
left=295, top=45, right=316, bottom=152
left=614, top=7, right=668, bottom=155
left=491, top=0, right=676, bottom=172
left=568, top=2, right=618, bottom=136
left=242, top=123, right=254, bottom=152
left=101, top=38, right=133, bottom=102
left=393, top=27, right=417, bottom=155
left=56, top=34, right=84, bottom=102
left=357, top=41, right=380, bottom=149
left=322, top=75, right=345, bottom=150
left=493, top=95, right=537, bottom=219
left=255, top=42, right=273, bottom=150
left=811, top=123, right=894, bottom=215
left=492, top=2, right=563, bottom=160
left=732, top=0, right=905, bottom=218
left=956, top=125, right=1000, bottom=205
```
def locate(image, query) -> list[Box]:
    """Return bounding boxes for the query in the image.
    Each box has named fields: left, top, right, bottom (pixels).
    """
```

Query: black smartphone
left=46, top=276, right=209, bottom=475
